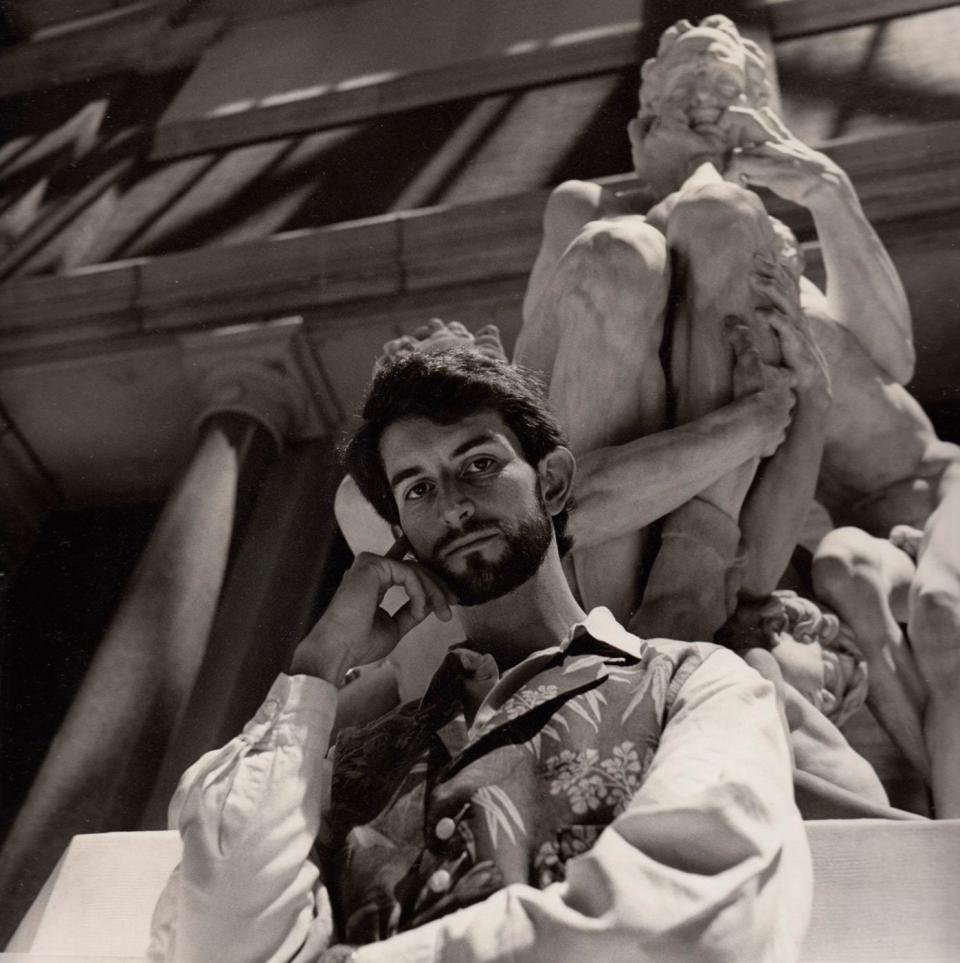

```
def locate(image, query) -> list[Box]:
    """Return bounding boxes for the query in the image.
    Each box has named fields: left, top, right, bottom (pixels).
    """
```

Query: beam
left=2, top=0, right=952, bottom=147
left=0, top=14, right=223, bottom=100
left=149, top=23, right=641, bottom=160
left=2, top=119, right=959, bottom=355
left=764, top=0, right=960, bottom=39
left=148, top=0, right=960, bottom=161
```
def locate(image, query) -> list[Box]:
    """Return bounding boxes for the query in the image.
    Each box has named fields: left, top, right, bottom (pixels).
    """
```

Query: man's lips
left=440, top=529, right=501, bottom=559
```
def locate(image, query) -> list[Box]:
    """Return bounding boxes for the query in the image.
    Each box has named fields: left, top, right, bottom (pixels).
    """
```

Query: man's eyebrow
left=389, top=465, right=425, bottom=490
left=388, top=432, right=502, bottom=490
left=450, top=431, right=500, bottom=458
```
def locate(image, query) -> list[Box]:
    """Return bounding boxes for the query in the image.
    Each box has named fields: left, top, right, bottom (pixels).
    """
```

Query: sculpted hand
left=726, top=316, right=795, bottom=456
left=290, top=550, right=455, bottom=686
left=721, top=105, right=849, bottom=209
left=751, top=256, right=832, bottom=401
left=378, top=319, right=507, bottom=370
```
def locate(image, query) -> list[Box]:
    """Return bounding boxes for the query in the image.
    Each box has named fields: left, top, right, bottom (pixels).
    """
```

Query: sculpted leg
left=907, top=464, right=960, bottom=816
left=632, top=182, right=781, bottom=641
left=515, top=216, right=670, bottom=620
left=667, top=181, right=782, bottom=505
left=812, top=526, right=929, bottom=780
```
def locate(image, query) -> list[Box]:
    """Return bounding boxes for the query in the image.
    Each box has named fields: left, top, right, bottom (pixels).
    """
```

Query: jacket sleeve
left=353, top=646, right=813, bottom=963
left=147, top=673, right=338, bottom=963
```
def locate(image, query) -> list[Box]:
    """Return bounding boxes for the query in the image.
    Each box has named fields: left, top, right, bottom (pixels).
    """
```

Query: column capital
left=179, top=316, right=342, bottom=449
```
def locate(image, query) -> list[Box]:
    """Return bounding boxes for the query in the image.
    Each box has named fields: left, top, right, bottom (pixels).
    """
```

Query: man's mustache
left=432, top=518, right=502, bottom=558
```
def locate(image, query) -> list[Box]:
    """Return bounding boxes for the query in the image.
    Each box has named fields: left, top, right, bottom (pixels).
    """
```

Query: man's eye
left=405, top=481, right=433, bottom=501
left=463, top=457, right=496, bottom=475
left=717, top=80, right=741, bottom=98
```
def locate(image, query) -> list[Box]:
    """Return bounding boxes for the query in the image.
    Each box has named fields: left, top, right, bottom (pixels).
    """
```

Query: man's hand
left=726, top=317, right=795, bottom=457
left=378, top=319, right=507, bottom=370
left=290, top=551, right=455, bottom=687
left=751, top=255, right=832, bottom=402
left=721, top=105, right=849, bottom=210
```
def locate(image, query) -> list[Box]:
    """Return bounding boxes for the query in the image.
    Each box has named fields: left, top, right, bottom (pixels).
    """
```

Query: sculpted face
left=630, top=17, right=769, bottom=193
left=380, top=410, right=554, bottom=605
left=656, top=38, right=749, bottom=136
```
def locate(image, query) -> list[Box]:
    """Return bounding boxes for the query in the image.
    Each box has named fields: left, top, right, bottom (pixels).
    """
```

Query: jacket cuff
left=242, top=672, right=338, bottom=753
left=351, top=921, right=439, bottom=963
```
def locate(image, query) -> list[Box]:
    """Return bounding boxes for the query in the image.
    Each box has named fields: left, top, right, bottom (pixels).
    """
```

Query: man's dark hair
left=343, top=348, right=573, bottom=555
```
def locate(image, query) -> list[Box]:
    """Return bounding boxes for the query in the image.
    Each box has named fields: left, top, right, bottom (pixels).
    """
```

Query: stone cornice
left=1, top=119, right=959, bottom=360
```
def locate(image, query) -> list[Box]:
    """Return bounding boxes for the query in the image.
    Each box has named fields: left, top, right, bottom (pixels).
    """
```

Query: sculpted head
left=344, top=349, right=575, bottom=605
left=718, top=589, right=868, bottom=725
left=629, top=15, right=771, bottom=192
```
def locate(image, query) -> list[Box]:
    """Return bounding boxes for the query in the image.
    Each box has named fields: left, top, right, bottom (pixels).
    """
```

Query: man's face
left=380, top=410, right=554, bottom=606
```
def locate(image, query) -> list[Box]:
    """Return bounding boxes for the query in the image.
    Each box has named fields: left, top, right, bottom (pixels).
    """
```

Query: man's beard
left=419, top=499, right=554, bottom=606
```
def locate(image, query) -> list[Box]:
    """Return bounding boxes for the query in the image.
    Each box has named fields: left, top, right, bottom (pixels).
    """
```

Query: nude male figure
left=517, top=15, right=864, bottom=641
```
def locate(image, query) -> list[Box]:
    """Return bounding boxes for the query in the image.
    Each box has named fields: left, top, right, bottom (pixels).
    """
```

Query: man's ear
left=537, top=446, right=575, bottom=516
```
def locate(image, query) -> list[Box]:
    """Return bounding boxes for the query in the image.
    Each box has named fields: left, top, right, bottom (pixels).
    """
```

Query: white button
left=427, top=869, right=451, bottom=893
left=434, top=817, right=456, bottom=841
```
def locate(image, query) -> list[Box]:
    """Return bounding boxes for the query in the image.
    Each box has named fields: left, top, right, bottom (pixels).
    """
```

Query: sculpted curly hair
left=343, top=348, right=574, bottom=555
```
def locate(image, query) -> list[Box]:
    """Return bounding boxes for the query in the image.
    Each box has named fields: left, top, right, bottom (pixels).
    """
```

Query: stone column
left=140, top=438, right=346, bottom=828
left=0, top=316, right=339, bottom=938
left=138, top=320, right=344, bottom=826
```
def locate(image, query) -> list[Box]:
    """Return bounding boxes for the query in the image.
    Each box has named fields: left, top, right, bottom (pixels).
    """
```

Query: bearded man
left=149, top=350, right=811, bottom=963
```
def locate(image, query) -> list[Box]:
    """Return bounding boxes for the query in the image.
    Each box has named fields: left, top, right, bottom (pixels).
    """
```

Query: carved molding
left=178, top=315, right=343, bottom=448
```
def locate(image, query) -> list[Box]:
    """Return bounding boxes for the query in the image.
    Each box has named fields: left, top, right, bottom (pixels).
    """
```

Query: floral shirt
left=149, top=608, right=811, bottom=963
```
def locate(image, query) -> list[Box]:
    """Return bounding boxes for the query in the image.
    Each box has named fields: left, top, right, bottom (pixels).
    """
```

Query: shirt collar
left=467, top=607, right=645, bottom=733
left=566, top=606, right=646, bottom=659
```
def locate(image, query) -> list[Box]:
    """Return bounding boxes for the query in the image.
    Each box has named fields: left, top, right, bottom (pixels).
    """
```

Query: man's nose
left=438, top=482, right=474, bottom=527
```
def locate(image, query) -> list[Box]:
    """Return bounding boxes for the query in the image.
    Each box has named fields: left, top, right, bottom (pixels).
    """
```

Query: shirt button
left=434, top=817, right=456, bottom=841
left=427, top=869, right=451, bottom=893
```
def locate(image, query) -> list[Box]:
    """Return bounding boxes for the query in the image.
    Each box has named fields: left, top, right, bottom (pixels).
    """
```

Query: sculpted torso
left=801, top=291, right=960, bottom=533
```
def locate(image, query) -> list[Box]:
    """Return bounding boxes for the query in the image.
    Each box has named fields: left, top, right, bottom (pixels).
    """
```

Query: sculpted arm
left=726, top=107, right=914, bottom=383
left=806, top=166, right=913, bottom=383
left=569, top=356, right=793, bottom=551
left=736, top=262, right=832, bottom=596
